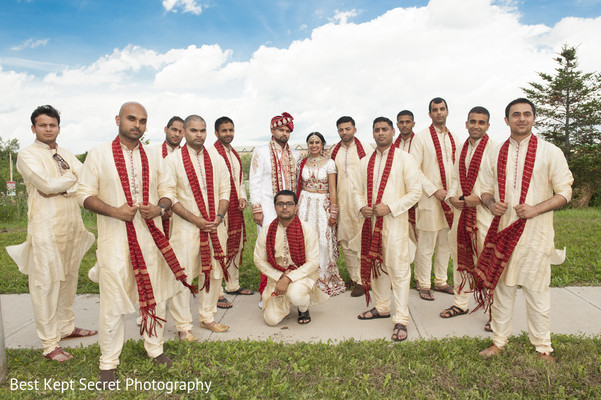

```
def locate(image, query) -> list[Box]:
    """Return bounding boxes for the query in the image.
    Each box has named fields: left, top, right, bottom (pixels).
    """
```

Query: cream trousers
left=414, top=228, right=451, bottom=288
left=170, top=274, right=221, bottom=332
left=491, top=279, right=553, bottom=354
left=371, top=262, right=411, bottom=325
left=339, top=239, right=361, bottom=284
left=99, top=301, right=166, bottom=370
left=29, top=269, right=78, bottom=355
left=263, top=279, right=313, bottom=326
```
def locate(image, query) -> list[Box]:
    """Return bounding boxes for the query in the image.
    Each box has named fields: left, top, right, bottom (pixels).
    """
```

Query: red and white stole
left=330, top=138, right=367, bottom=161
left=111, top=137, right=195, bottom=337
left=180, top=145, right=229, bottom=292
left=359, top=146, right=396, bottom=306
left=214, top=141, right=246, bottom=268
left=393, top=131, right=415, bottom=151
left=429, top=124, right=456, bottom=228
left=269, top=140, right=296, bottom=197
left=295, top=157, right=309, bottom=198
left=455, top=135, right=489, bottom=294
left=473, top=135, right=538, bottom=312
left=266, top=215, right=306, bottom=272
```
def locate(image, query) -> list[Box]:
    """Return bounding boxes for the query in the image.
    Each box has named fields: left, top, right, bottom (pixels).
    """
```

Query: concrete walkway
left=2, top=286, right=600, bottom=350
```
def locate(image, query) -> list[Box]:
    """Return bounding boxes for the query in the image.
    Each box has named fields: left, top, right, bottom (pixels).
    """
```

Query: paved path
left=1, top=287, right=599, bottom=350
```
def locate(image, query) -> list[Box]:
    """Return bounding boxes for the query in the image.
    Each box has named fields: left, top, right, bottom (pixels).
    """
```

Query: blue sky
left=1, top=0, right=601, bottom=152
left=2, top=0, right=601, bottom=74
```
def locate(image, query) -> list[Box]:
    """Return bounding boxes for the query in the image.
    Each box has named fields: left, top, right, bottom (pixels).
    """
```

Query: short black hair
left=467, top=106, right=490, bottom=121
left=166, top=116, right=184, bottom=128
left=372, top=116, right=393, bottom=129
left=396, top=110, right=414, bottom=121
left=215, top=116, right=234, bottom=131
left=336, top=116, right=355, bottom=128
left=428, top=97, right=448, bottom=113
left=306, top=131, right=326, bottom=145
left=505, top=98, right=536, bottom=118
left=31, top=105, right=60, bottom=126
left=274, top=190, right=298, bottom=205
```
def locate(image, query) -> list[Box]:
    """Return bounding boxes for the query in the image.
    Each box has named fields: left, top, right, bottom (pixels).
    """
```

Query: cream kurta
left=332, top=139, right=373, bottom=243
left=163, top=145, right=231, bottom=280
left=479, top=135, right=573, bottom=291
left=147, top=142, right=178, bottom=170
left=8, top=141, right=94, bottom=284
left=411, top=126, right=460, bottom=232
left=77, top=141, right=179, bottom=315
left=351, top=146, right=422, bottom=269
left=254, top=220, right=328, bottom=318
left=249, top=142, right=299, bottom=232
left=447, top=137, right=495, bottom=262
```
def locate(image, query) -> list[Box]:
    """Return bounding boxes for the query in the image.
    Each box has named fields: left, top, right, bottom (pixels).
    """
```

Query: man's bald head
left=118, top=101, right=147, bottom=119
left=184, top=114, right=205, bottom=130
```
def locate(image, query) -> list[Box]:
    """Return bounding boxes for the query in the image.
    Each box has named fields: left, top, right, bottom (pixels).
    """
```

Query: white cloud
left=162, top=0, right=203, bottom=15
left=11, top=38, right=49, bottom=51
left=1, top=0, right=601, bottom=154
left=330, top=9, right=358, bottom=24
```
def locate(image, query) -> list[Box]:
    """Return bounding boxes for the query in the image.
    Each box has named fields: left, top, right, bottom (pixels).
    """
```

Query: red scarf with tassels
left=429, top=124, right=456, bottom=228
left=181, top=145, right=229, bottom=292
left=111, top=137, right=196, bottom=337
left=214, top=141, right=246, bottom=268
left=360, top=146, right=396, bottom=306
left=394, top=132, right=417, bottom=238
left=266, top=215, right=305, bottom=272
left=455, top=135, right=489, bottom=294
left=473, top=135, right=538, bottom=312
left=330, top=138, right=367, bottom=161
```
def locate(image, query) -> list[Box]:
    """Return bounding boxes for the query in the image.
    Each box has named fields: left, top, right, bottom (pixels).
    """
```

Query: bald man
left=78, top=102, right=194, bottom=385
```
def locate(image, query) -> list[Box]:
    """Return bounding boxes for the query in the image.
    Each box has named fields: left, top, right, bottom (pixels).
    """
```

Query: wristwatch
left=159, top=204, right=166, bottom=216
left=217, top=213, right=225, bottom=221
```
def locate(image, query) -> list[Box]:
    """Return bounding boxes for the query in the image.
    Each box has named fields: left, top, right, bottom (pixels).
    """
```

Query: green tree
left=522, top=44, right=601, bottom=207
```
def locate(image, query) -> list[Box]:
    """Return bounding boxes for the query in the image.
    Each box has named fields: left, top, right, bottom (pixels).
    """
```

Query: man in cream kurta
left=479, top=99, right=573, bottom=361
left=254, top=190, right=328, bottom=326
left=331, top=116, right=372, bottom=297
left=410, top=97, right=459, bottom=301
left=249, top=113, right=299, bottom=299
left=147, top=116, right=184, bottom=168
left=441, top=107, right=494, bottom=320
left=163, top=115, right=231, bottom=334
left=78, top=102, right=180, bottom=382
left=7, top=105, right=96, bottom=362
left=352, top=117, right=421, bottom=341
left=212, top=116, right=253, bottom=306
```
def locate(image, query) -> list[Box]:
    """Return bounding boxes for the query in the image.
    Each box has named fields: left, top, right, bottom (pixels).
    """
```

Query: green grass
left=1, top=334, right=600, bottom=399
left=1, top=207, right=600, bottom=294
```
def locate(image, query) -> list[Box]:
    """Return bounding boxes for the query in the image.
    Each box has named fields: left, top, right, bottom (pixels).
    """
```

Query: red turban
left=270, top=112, right=294, bottom=132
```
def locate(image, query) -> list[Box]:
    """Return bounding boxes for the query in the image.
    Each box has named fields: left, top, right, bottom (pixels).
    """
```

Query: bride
left=296, top=132, right=345, bottom=296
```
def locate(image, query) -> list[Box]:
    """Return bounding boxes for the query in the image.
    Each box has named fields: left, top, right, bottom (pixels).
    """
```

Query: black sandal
left=440, top=305, right=468, bottom=318
left=298, top=309, right=311, bottom=324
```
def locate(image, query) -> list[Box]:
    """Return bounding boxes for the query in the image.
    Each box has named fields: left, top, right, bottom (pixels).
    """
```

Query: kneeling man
left=254, top=190, right=329, bottom=325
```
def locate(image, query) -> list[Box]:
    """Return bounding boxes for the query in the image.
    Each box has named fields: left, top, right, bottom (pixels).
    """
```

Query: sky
left=1, top=0, right=601, bottom=153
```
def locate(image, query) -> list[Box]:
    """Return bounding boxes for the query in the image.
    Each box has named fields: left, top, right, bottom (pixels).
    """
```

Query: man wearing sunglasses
left=7, top=105, right=97, bottom=363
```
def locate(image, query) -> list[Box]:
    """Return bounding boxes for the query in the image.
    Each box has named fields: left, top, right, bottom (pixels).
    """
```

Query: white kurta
left=249, top=142, right=299, bottom=232
left=446, top=137, right=495, bottom=309
left=410, top=126, right=460, bottom=232
left=77, top=141, right=180, bottom=315
left=351, top=146, right=422, bottom=324
left=8, top=141, right=94, bottom=283
left=163, top=144, right=230, bottom=280
left=478, top=135, right=573, bottom=291
left=254, top=220, right=329, bottom=325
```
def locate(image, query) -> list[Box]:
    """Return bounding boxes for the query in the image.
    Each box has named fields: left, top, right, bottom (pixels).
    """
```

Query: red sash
left=214, top=141, right=246, bottom=268
left=111, top=137, right=195, bottom=337
left=455, top=135, right=489, bottom=294
left=295, top=157, right=309, bottom=198
left=160, top=141, right=180, bottom=238
left=181, top=145, right=229, bottom=292
left=330, top=138, right=367, bottom=161
left=266, top=215, right=305, bottom=272
left=269, top=140, right=296, bottom=197
left=394, top=132, right=417, bottom=238
left=393, top=131, right=414, bottom=150
left=473, top=135, right=538, bottom=312
left=360, top=146, right=396, bottom=306
left=429, top=124, right=456, bottom=228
